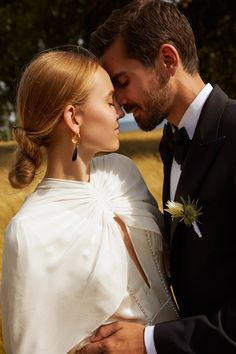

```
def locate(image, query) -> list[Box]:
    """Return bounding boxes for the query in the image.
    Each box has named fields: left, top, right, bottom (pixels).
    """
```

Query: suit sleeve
left=154, top=300, right=236, bottom=353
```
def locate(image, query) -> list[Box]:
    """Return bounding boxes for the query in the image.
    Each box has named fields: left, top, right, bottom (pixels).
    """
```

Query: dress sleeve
left=1, top=219, right=55, bottom=354
left=1, top=219, right=26, bottom=354
left=1, top=203, right=129, bottom=353
left=96, top=153, right=164, bottom=234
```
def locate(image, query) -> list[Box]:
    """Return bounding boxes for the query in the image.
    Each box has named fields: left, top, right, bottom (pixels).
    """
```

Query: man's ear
left=63, top=105, right=81, bottom=134
left=156, top=44, right=179, bottom=77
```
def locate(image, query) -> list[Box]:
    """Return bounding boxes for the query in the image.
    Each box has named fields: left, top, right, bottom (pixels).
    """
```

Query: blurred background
left=0, top=0, right=236, bottom=353
left=0, top=0, right=236, bottom=139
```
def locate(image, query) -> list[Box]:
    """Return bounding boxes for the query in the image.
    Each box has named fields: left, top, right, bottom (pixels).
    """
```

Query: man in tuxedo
left=80, top=1, right=236, bottom=353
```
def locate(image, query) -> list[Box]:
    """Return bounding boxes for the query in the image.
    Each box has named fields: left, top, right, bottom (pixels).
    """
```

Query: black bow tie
left=159, top=122, right=191, bottom=167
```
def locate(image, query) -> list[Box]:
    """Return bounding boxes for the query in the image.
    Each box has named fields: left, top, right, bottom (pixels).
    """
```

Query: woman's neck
left=45, top=145, right=92, bottom=182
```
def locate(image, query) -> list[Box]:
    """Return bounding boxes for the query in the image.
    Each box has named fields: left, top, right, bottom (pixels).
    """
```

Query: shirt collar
left=178, top=83, right=213, bottom=139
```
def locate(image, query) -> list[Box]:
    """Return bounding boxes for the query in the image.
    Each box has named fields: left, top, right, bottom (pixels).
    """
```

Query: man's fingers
left=91, top=322, right=121, bottom=342
left=79, top=340, right=105, bottom=354
left=79, top=323, right=121, bottom=353
left=79, top=338, right=113, bottom=354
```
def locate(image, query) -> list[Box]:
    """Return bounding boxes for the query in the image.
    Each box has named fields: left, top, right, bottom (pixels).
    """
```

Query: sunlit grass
left=0, top=129, right=163, bottom=353
left=118, top=129, right=163, bottom=207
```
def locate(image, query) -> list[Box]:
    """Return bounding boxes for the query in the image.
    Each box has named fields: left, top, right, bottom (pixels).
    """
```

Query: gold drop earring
left=71, top=131, right=80, bottom=162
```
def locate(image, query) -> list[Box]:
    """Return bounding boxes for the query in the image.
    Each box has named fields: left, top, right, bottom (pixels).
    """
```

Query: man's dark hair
left=89, top=0, right=199, bottom=74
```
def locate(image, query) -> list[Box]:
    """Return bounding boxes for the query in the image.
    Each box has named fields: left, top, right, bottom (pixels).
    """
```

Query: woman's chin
left=101, top=142, right=120, bottom=154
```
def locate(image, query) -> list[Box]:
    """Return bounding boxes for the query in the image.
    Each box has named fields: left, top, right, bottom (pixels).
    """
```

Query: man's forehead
left=100, top=37, right=149, bottom=81
left=100, top=38, right=127, bottom=75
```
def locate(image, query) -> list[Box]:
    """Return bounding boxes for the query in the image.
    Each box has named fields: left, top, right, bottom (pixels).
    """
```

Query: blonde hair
left=9, top=47, right=98, bottom=188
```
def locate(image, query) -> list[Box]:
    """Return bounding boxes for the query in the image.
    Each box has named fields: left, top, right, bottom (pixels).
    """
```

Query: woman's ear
left=156, top=44, right=179, bottom=77
left=63, top=105, right=81, bottom=134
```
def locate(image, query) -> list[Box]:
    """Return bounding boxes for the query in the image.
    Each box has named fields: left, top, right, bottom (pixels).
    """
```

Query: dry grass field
left=0, top=129, right=163, bottom=353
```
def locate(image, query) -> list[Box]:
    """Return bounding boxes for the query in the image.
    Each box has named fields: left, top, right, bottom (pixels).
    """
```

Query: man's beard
left=124, top=72, right=172, bottom=131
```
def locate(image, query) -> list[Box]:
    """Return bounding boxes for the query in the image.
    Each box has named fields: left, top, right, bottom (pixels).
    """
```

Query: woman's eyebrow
left=104, top=90, right=115, bottom=99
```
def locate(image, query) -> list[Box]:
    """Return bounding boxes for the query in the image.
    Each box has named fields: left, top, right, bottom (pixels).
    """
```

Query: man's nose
left=115, top=90, right=127, bottom=107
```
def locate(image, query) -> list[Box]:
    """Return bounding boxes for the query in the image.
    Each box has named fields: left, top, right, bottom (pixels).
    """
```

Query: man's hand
left=79, top=321, right=146, bottom=354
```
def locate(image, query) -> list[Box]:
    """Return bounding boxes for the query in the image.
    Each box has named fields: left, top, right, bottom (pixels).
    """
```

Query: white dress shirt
left=144, top=83, right=213, bottom=354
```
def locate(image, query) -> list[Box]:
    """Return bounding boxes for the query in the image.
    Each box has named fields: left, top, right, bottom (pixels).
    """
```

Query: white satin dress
left=1, top=153, right=178, bottom=354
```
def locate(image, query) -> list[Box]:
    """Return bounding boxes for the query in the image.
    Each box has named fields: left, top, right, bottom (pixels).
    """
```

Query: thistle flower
left=165, top=196, right=202, bottom=228
left=165, top=200, right=184, bottom=218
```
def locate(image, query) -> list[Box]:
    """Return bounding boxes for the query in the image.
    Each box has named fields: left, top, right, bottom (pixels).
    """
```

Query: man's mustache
left=123, top=103, right=142, bottom=113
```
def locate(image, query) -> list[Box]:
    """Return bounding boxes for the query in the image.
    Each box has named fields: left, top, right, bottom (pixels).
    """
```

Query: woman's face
left=79, top=66, right=124, bottom=155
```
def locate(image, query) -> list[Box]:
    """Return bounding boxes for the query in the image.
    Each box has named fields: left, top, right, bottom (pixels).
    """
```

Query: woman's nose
left=114, top=98, right=125, bottom=118
left=116, top=105, right=125, bottom=119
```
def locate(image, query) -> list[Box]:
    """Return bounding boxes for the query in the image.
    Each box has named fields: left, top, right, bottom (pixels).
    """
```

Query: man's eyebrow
left=111, top=72, right=126, bottom=84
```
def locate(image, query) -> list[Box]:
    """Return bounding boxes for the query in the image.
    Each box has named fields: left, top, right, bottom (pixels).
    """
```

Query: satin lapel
left=163, top=162, right=172, bottom=243
left=170, top=85, right=228, bottom=243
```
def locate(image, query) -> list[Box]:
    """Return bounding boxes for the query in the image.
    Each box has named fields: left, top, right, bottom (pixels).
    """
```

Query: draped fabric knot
left=159, top=122, right=191, bottom=168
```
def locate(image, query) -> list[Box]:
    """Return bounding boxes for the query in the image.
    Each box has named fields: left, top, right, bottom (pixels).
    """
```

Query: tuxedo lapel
left=163, top=162, right=172, bottom=243
left=170, top=86, right=228, bottom=243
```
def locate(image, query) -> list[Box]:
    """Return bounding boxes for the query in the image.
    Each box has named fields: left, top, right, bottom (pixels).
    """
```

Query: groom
left=80, top=1, right=236, bottom=353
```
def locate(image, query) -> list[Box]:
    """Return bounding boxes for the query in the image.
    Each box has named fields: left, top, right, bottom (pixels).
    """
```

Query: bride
left=1, top=47, right=178, bottom=354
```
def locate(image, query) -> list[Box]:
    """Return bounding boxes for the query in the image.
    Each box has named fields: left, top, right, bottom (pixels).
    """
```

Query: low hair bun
left=8, top=127, right=43, bottom=188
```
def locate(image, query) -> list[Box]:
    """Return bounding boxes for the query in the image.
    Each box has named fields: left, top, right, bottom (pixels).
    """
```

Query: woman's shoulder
left=4, top=204, right=37, bottom=246
left=93, top=153, right=139, bottom=176
left=4, top=215, right=26, bottom=251
left=91, top=153, right=151, bottom=198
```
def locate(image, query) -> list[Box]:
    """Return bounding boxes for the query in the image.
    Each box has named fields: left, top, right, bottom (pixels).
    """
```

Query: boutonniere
left=165, top=196, right=203, bottom=238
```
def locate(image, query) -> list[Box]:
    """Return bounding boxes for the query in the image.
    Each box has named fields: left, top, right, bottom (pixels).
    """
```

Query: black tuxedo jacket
left=155, top=85, right=236, bottom=353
